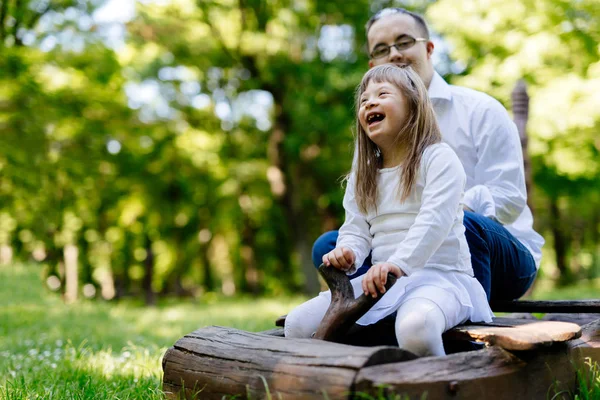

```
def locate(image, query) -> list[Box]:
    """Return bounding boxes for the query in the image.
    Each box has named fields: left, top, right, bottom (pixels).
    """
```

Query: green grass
left=0, top=263, right=306, bottom=399
left=531, top=278, right=600, bottom=301
left=1, top=263, right=599, bottom=399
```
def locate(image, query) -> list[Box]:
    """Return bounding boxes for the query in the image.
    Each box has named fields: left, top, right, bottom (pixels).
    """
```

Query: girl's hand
left=322, top=247, right=355, bottom=272
left=362, top=262, right=405, bottom=298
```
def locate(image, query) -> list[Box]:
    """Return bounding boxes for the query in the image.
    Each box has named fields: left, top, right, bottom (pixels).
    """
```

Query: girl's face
left=358, top=80, right=409, bottom=151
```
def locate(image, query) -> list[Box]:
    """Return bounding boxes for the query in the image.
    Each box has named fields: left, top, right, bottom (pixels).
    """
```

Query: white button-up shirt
left=428, top=72, right=544, bottom=267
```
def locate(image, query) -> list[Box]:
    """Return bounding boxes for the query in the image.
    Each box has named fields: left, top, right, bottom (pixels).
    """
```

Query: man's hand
left=322, top=247, right=355, bottom=272
left=362, top=262, right=405, bottom=298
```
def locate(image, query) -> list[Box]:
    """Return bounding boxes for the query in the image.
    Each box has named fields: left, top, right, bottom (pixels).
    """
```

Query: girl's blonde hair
left=354, top=64, right=441, bottom=213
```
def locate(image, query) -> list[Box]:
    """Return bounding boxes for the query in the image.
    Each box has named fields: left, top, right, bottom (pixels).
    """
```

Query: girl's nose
left=365, top=99, right=377, bottom=108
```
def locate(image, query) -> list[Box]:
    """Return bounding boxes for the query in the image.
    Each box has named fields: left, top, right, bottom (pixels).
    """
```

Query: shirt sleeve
left=387, top=145, right=466, bottom=276
left=336, top=173, right=372, bottom=275
left=463, top=98, right=527, bottom=224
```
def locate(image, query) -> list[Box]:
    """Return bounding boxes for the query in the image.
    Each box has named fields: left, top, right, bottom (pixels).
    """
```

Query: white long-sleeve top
left=338, top=143, right=472, bottom=277
left=428, top=72, right=544, bottom=267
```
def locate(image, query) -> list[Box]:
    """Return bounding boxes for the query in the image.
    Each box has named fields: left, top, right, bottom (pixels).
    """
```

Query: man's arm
left=463, top=98, right=527, bottom=225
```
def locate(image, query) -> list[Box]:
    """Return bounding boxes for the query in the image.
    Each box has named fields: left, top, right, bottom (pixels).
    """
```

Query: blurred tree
left=429, top=0, right=600, bottom=283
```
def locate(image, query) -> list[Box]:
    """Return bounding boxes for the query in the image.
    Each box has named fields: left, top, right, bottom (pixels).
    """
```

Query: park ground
left=1, top=263, right=599, bottom=399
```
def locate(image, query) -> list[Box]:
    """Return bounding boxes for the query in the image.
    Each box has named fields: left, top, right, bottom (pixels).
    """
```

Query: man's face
left=367, top=13, right=435, bottom=88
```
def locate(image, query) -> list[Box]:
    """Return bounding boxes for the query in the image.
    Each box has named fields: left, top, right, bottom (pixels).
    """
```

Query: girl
left=284, top=65, right=493, bottom=356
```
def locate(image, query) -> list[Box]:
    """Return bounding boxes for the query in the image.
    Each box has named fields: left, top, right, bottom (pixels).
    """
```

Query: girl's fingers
left=322, top=254, right=330, bottom=266
left=332, top=248, right=346, bottom=269
left=362, top=273, right=369, bottom=295
left=364, top=267, right=378, bottom=298
left=377, top=265, right=388, bottom=293
left=365, top=277, right=377, bottom=298
left=342, top=248, right=354, bottom=266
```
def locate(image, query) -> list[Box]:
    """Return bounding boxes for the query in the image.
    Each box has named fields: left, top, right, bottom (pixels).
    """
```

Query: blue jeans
left=311, top=211, right=537, bottom=302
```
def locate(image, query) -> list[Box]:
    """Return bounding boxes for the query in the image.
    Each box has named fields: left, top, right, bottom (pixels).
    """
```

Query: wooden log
left=354, top=345, right=575, bottom=399
left=354, top=318, right=600, bottom=399
left=444, top=320, right=581, bottom=351
left=162, top=325, right=416, bottom=400
left=313, top=264, right=397, bottom=342
left=570, top=318, right=600, bottom=362
left=491, top=299, right=600, bottom=313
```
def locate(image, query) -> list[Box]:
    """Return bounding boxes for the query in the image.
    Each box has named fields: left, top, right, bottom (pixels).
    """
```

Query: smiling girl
left=284, top=65, right=493, bottom=356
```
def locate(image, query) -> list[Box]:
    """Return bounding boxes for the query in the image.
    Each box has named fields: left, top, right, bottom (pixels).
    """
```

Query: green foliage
left=1, top=0, right=599, bottom=300
left=574, top=358, right=600, bottom=400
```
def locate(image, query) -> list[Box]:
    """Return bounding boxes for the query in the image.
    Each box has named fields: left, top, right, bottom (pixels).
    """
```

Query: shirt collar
left=428, top=71, right=452, bottom=102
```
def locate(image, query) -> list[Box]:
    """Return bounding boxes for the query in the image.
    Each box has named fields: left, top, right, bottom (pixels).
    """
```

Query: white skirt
left=318, top=268, right=494, bottom=330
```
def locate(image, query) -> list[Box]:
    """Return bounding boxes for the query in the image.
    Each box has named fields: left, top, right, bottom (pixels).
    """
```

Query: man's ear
left=426, top=41, right=435, bottom=58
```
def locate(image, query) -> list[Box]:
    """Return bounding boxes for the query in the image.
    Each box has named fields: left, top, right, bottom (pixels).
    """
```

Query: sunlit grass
left=0, top=263, right=306, bottom=399
left=531, top=278, right=600, bottom=301
left=1, top=263, right=599, bottom=399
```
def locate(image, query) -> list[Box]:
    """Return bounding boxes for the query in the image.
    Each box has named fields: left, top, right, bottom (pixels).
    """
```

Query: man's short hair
left=365, top=8, right=430, bottom=40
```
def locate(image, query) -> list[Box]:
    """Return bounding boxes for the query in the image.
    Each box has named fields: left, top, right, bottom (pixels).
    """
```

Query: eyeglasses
left=370, top=36, right=427, bottom=59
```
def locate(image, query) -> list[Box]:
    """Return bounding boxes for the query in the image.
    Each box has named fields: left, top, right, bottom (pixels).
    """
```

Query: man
left=313, top=8, right=544, bottom=303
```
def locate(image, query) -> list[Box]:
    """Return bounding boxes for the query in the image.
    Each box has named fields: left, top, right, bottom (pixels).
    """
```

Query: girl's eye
left=379, top=92, right=388, bottom=96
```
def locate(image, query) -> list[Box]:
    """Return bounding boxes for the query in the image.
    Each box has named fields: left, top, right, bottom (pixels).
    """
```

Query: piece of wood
left=313, top=264, right=397, bottom=342
left=162, top=326, right=416, bottom=400
left=491, top=299, right=600, bottom=313
left=354, top=317, right=600, bottom=399
left=354, top=345, right=576, bottom=399
left=445, top=320, right=581, bottom=351
left=569, top=318, right=600, bottom=363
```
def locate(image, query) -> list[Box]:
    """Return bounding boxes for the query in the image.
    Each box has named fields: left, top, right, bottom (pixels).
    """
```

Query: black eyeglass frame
left=369, top=36, right=427, bottom=59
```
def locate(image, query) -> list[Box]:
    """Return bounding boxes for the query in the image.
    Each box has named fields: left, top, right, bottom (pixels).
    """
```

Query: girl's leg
left=284, top=294, right=330, bottom=338
left=394, top=298, right=447, bottom=357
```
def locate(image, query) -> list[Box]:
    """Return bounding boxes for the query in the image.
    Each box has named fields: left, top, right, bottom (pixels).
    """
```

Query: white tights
left=284, top=293, right=448, bottom=357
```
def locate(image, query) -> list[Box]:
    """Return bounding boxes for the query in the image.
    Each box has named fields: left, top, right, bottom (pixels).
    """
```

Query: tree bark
left=162, top=318, right=600, bottom=400
left=12, top=0, right=24, bottom=46
left=511, top=80, right=534, bottom=214
left=162, top=326, right=414, bottom=400
left=143, top=234, right=155, bottom=306
left=0, top=0, right=9, bottom=43
left=63, top=244, right=78, bottom=304
left=268, top=106, right=319, bottom=295
left=549, top=197, right=571, bottom=284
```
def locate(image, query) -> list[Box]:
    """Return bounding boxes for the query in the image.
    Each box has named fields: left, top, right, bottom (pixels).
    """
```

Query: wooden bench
left=162, top=266, right=600, bottom=399
left=162, top=316, right=600, bottom=399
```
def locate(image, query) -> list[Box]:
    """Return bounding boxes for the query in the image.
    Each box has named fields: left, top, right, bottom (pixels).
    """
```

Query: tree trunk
left=0, top=0, right=9, bottom=42
left=549, top=197, right=571, bottom=284
left=199, top=240, right=214, bottom=292
left=114, top=231, right=133, bottom=299
left=63, top=244, right=78, bottom=304
left=592, top=208, right=600, bottom=279
left=268, top=113, right=319, bottom=295
left=511, top=80, right=534, bottom=214
left=0, top=244, right=12, bottom=265
left=143, top=234, right=155, bottom=306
